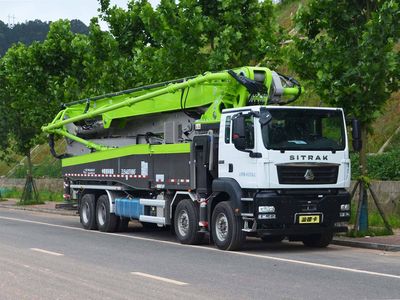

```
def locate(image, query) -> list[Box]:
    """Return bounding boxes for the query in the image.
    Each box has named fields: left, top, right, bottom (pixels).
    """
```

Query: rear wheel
left=80, top=194, right=97, bottom=230
left=302, top=232, right=333, bottom=248
left=212, top=201, right=245, bottom=251
left=96, top=195, right=118, bottom=232
left=174, top=199, right=202, bottom=244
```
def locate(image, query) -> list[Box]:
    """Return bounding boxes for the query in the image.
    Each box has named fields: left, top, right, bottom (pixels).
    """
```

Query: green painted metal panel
left=62, top=143, right=191, bottom=167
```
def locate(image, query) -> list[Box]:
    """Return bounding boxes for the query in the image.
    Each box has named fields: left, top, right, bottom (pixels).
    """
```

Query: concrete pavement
left=0, top=208, right=400, bottom=299
left=1, top=198, right=399, bottom=252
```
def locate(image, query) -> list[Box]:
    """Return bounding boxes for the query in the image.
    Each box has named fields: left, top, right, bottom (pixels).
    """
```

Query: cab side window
left=244, top=115, right=254, bottom=149
left=225, top=116, right=231, bottom=143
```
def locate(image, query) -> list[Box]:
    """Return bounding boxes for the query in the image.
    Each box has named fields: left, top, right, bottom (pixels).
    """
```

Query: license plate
left=298, top=215, right=320, bottom=224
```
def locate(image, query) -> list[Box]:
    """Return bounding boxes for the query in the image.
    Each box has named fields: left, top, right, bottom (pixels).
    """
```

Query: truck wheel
left=96, top=195, right=118, bottom=232
left=212, top=201, right=245, bottom=251
left=80, top=194, right=97, bottom=230
left=302, top=233, right=333, bottom=248
left=174, top=199, right=202, bottom=244
left=261, top=235, right=285, bottom=243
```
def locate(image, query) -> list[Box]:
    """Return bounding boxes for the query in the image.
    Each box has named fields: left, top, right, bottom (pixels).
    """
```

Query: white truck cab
left=213, top=106, right=351, bottom=247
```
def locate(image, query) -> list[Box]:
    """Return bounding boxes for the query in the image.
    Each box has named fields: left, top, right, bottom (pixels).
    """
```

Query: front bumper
left=253, top=189, right=350, bottom=236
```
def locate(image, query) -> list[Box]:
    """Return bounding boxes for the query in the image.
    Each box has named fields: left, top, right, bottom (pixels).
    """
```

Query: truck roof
left=222, top=105, right=344, bottom=114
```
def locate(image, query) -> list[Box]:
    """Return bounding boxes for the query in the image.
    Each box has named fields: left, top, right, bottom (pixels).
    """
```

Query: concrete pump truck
left=42, top=66, right=357, bottom=250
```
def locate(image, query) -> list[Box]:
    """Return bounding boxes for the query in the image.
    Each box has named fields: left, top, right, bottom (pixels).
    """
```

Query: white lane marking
left=131, top=272, right=188, bottom=286
left=1, top=215, right=400, bottom=280
left=30, top=248, right=64, bottom=256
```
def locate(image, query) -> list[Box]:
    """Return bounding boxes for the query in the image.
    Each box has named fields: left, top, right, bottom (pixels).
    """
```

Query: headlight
left=259, top=206, right=275, bottom=213
left=340, top=204, right=350, bottom=211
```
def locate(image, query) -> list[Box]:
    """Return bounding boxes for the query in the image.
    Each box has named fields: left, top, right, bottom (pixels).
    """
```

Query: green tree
left=0, top=41, right=49, bottom=202
left=202, top=0, right=281, bottom=70
left=0, top=20, right=111, bottom=201
left=291, top=0, right=399, bottom=231
left=0, top=18, right=136, bottom=174
left=98, top=0, right=281, bottom=81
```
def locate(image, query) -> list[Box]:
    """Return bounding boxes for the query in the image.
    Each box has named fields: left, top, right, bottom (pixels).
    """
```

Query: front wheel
left=302, top=232, right=333, bottom=248
left=212, top=201, right=245, bottom=251
left=174, top=199, right=202, bottom=244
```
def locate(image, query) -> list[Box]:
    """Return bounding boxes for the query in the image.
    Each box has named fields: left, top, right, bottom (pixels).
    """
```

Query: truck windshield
left=261, top=109, right=345, bottom=151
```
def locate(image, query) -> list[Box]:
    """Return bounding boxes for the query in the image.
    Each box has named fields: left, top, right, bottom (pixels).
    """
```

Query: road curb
left=0, top=204, right=78, bottom=216
left=332, top=238, right=400, bottom=252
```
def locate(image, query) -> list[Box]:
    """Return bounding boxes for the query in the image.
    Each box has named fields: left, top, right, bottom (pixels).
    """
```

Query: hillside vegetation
left=0, top=19, right=88, bottom=57
left=276, top=0, right=400, bottom=154
left=0, top=0, right=398, bottom=178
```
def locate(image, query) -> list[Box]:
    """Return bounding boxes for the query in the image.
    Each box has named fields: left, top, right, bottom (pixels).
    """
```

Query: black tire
left=261, top=235, right=285, bottom=243
left=96, top=195, right=118, bottom=232
left=117, top=217, right=130, bottom=232
left=174, top=199, right=202, bottom=244
left=80, top=194, right=97, bottom=230
left=302, top=232, right=333, bottom=248
left=212, top=201, right=245, bottom=251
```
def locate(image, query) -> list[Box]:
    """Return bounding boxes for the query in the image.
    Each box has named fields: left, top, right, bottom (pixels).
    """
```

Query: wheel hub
left=82, top=202, right=90, bottom=224
left=177, top=210, right=189, bottom=237
left=215, top=213, right=228, bottom=241
left=97, top=203, right=106, bottom=226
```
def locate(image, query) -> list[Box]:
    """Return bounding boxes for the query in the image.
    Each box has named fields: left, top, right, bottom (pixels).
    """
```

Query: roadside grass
left=348, top=202, right=400, bottom=236
left=368, top=212, right=400, bottom=228
left=0, top=187, right=63, bottom=203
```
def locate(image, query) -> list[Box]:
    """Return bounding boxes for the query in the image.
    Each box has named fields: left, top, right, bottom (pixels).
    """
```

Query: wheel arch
left=77, top=190, right=99, bottom=209
left=211, top=178, right=242, bottom=217
left=104, top=190, right=127, bottom=214
left=170, top=191, right=197, bottom=220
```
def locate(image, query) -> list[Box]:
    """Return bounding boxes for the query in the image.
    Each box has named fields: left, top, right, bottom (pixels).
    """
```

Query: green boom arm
left=42, top=66, right=301, bottom=152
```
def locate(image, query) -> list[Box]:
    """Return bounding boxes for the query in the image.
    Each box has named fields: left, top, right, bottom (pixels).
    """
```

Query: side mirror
left=352, top=119, right=362, bottom=152
left=232, top=114, right=247, bottom=151
left=259, top=107, right=272, bottom=126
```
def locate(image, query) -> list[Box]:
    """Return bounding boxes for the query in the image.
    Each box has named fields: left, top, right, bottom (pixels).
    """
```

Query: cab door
left=218, top=113, right=259, bottom=189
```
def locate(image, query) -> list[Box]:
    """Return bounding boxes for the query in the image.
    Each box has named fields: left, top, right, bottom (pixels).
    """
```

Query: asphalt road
left=0, top=208, right=399, bottom=300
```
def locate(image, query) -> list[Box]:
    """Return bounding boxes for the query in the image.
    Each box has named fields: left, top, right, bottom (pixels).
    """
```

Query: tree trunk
left=358, top=124, right=369, bottom=232
left=359, top=124, right=368, bottom=177
left=26, top=150, right=33, bottom=177
left=20, top=149, right=39, bottom=204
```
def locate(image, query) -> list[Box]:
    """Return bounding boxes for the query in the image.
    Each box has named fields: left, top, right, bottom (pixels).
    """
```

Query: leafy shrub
left=0, top=187, right=22, bottom=198
left=351, top=149, right=400, bottom=180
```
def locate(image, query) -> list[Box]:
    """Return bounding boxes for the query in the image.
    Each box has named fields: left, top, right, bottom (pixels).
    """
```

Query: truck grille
left=277, top=164, right=339, bottom=184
